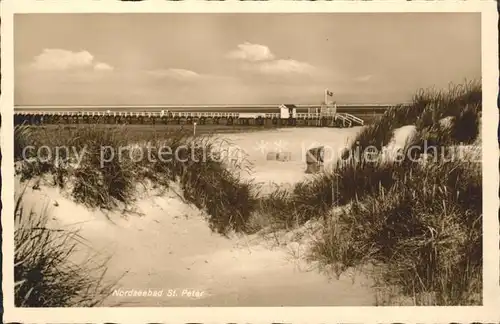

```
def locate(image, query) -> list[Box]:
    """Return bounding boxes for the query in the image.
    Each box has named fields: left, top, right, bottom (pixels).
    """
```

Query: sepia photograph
left=2, top=1, right=498, bottom=322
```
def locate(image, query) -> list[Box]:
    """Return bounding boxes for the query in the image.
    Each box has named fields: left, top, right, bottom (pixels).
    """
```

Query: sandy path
left=16, top=127, right=376, bottom=306
left=17, top=181, right=375, bottom=307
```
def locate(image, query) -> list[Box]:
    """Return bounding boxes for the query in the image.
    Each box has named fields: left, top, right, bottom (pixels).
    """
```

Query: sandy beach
left=219, top=127, right=362, bottom=188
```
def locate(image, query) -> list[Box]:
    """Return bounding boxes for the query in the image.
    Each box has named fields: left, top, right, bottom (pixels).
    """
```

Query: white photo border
left=1, top=0, right=499, bottom=323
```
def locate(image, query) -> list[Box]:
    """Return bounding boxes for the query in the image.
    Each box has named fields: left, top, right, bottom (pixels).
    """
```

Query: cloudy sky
left=14, top=13, right=480, bottom=106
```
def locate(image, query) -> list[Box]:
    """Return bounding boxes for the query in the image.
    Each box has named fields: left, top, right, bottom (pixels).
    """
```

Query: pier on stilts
left=13, top=90, right=381, bottom=128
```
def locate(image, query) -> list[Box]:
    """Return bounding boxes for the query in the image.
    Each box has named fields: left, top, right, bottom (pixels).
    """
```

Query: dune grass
left=251, top=80, right=482, bottom=305
left=139, top=131, right=257, bottom=234
left=14, top=191, right=117, bottom=307
left=14, top=124, right=256, bottom=305
left=15, top=124, right=256, bottom=235
left=309, top=157, right=481, bottom=305
left=289, top=81, right=481, bottom=305
left=268, top=81, right=481, bottom=225
left=343, top=80, right=481, bottom=157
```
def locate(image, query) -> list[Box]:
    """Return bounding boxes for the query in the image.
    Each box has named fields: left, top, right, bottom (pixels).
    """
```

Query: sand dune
left=15, top=126, right=376, bottom=306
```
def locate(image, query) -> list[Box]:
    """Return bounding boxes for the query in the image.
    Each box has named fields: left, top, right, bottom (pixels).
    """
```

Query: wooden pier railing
left=13, top=110, right=366, bottom=128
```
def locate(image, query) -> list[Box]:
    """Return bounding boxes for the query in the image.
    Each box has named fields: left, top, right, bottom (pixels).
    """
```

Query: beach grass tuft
left=14, top=191, right=117, bottom=307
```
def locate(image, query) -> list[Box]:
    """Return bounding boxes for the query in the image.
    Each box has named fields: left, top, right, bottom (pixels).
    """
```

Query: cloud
left=227, top=42, right=275, bottom=62
left=354, top=75, right=373, bottom=82
left=94, top=62, right=114, bottom=71
left=254, top=59, right=315, bottom=75
left=146, top=68, right=201, bottom=80
left=228, top=42, right=315, bottom=76
left=29, top=49, right=113, bottom=71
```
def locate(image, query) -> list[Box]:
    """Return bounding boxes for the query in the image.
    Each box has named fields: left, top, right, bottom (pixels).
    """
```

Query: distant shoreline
left=14, top=103, right=403, bottom=114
